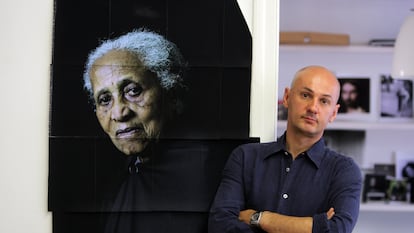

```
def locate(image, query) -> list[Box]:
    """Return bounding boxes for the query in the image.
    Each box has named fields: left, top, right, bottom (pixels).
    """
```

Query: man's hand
left=326, top=207, right=335, bottom=220
left=239, top=209, right=256, bottom=225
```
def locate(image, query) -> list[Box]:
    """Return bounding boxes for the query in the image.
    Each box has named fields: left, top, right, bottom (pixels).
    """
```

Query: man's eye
left=320, top=99, right=330, bottom=105
left=302, top=93, right=310, bottom=98
left=97, top=95, right=112, bottom=106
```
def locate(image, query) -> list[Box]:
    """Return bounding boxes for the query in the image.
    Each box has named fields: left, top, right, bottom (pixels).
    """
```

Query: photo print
left=380, top=74, right=413, bottom=119
left=48, top=1, right=257, bottom=233
left=336, top=77, right=371, bottom=121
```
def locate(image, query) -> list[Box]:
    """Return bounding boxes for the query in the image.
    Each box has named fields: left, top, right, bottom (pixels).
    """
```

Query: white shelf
left=279, top=44, right=394, bottom=54
left=360, top=202, right=414, bottom=212
left=277, top=120, right=414, bottom=131
left=328, top=121, right=414, bottom=131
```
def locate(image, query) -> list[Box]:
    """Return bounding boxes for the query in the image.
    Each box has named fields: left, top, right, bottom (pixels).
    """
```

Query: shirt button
left=286, top=167, right=290, bottom=172
left=284, top=151, right=289, bottom=156
left=282, top=193, right=289, bottom=199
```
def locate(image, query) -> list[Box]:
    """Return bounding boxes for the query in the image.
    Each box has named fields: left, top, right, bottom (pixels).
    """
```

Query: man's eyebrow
left=302, top=87, right=314, bottom=93
left=302, top=87, right=333, bottom=99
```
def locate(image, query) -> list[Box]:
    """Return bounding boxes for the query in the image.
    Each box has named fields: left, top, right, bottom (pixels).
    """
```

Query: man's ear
left=283, top=87, right=290, bottom=108
left=329, top=104, right=340, bottom=123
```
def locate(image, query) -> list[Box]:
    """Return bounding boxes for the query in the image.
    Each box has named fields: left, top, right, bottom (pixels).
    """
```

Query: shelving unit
left=280, top=44, right=394, bottom=54
left=277, top=1, right=414, bottom=227
left=278, top=41, right=414, bottom=168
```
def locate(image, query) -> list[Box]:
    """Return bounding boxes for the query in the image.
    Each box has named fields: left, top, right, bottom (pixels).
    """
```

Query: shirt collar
left=263, top=132, right=326, bottom=168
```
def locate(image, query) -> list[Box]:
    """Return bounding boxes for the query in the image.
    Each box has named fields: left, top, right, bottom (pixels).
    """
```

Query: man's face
left=283, top=68, right=339, bottom=138
left=341, top=82, right=358, bottom=107
left=89, top=50, right=163, bottom=155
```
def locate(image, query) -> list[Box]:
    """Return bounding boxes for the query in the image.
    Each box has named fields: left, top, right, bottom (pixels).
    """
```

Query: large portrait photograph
left=48, top=1, right=256, bottom=233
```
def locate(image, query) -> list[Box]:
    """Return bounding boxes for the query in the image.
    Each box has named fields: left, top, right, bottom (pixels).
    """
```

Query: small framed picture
left=394, top=151, right=414, bottom=180
left=336, top=77, right=373, bottom=121
left=380, top=74, right=413, bottom=121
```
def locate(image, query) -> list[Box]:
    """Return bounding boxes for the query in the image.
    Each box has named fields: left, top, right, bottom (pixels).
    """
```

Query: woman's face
left=90, top=50, right=163, bottom=155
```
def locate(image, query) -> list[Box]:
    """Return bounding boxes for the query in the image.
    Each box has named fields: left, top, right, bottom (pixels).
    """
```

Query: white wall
left=247, top=0, right=280, bottom=142
left=0, top=0, right=278, bottom=232
left=239, top=0, right=279, bottom=142
left=280, top=0, right=413, bottom=44
left=0, top=0, right=53, bottom=233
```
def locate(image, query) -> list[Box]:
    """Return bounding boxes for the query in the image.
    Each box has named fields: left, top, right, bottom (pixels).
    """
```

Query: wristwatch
left=250, top=211, right=263, bottom=227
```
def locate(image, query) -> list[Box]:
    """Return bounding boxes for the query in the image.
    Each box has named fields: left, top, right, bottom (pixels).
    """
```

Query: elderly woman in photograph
left=83, top=28, right=187, bottom=158
left=82, top=28, right=236, bottom=233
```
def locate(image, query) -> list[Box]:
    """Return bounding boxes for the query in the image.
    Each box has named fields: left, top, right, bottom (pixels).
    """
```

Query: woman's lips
left=116, top=127, right=144, bottom=139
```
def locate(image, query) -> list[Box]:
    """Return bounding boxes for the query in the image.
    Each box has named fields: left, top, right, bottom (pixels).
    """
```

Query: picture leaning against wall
left=380, top=74, right=413, bottom=120
left=336, top=77, right=373, bottom=121
left=48, top=1, right=258, bottom=233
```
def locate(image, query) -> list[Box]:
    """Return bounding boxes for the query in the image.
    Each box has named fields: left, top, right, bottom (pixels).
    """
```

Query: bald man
left=209, top=66, right=362, bottom=233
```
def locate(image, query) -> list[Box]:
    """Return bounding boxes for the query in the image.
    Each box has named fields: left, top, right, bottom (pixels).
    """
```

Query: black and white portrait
left=48, top=1, right=256, bottom=233
left=381, top=75, right=413, bottom=119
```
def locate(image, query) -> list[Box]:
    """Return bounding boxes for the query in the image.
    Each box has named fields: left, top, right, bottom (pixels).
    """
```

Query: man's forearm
left=239, top=208, right=334, bottom=233
left=260, top=211, right=313, bottom=233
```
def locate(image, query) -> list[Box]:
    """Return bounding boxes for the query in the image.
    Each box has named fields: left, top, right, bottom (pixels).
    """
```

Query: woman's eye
left=97, top=94, right=112, bottom=106
left=125, top=85, right=143, bottom=97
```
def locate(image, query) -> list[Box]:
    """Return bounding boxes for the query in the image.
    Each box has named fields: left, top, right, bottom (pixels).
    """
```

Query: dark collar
left=263, top=132, right=326, bottom=168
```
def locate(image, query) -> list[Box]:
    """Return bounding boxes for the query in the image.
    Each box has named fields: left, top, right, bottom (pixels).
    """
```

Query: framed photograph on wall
left=380, top=74, right=413, bottom=122
left=336, top=77, right=374, bottom=121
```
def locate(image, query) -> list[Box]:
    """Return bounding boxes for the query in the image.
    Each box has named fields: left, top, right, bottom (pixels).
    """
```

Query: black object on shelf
left=362, top=174, right=389, bottom=202
left=369, top=39, right=396, bottom=47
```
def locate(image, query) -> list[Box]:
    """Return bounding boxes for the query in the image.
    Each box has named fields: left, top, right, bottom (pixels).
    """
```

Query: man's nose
left=307, top=98, right=319, bottom=113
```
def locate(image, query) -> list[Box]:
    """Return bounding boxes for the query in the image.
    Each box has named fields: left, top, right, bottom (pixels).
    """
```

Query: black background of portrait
left=49, top=0, right=253, bottom=233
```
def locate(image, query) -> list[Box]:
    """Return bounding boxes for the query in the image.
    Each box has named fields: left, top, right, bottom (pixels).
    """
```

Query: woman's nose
left=111, top=99, right=132, bottom=122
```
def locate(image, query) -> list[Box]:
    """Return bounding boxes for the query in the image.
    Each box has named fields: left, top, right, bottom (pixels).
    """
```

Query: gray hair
left=83, top=28, right=187, bottom=102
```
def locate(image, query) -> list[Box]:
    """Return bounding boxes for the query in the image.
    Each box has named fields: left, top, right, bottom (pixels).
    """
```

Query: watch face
left=250, top=211, right=261, bottom=226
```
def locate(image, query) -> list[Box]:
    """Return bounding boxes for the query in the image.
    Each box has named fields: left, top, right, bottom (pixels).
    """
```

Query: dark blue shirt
left=208, top=134, right=362, bottom=233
